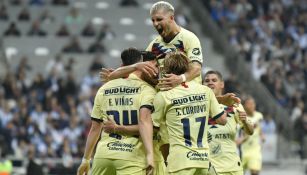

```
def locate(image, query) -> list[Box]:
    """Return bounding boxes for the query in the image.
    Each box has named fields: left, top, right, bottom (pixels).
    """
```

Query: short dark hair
left=121, top=47, right=142, bottom=66
left=164, top=52, right=189, bottom=75
left=141, top=51, right=156, bottom=62
left=204, top=70, right=223, bottom=81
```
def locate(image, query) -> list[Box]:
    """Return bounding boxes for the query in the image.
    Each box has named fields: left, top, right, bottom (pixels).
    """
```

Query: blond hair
left=164, top=52, right=189, bottom=75
left=150, top=1, right=175, bottom=15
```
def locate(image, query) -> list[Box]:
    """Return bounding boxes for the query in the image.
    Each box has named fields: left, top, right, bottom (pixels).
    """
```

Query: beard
left=156, top=24, right=164, bottom=35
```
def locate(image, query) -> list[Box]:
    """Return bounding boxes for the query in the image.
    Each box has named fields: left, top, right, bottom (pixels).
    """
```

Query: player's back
left=154, top=81, right=223, bottom=172
left=91, top=74, right=156, bottom=163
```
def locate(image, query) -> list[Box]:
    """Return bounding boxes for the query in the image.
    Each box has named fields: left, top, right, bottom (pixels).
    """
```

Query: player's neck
left=133, top=70, right=142, bottom=78
left=163, top=25, right=181, bottom=43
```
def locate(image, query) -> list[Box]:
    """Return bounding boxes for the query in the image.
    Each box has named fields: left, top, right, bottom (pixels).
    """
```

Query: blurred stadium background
left=0, top=0, right=306, bottom=174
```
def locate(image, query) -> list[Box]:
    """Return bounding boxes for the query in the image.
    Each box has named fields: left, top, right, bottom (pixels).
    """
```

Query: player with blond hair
left=152, top=52, right=228, bottom=175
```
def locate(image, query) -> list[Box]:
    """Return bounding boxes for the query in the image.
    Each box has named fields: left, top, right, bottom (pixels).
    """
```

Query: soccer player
left=100, top=51, right=167, bottom=175
left=152, top=52, right=227, bottom=175
left=147, top=1, right=203, bottom=89
left=77, top=48, right=156, bottom=175
left=238, top=96, right=264, bottom=175
left=203, top=70, right=254, bottom=175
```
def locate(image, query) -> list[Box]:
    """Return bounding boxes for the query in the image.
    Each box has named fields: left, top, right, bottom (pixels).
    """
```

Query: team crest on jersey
left=192, top=48, right=201, bottom=55
left=151, top=40, right=185, bottom=57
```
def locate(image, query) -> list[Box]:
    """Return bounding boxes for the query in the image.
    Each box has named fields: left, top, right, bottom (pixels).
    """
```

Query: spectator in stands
left=89, top=55, right=105, bottom=72
left=16, top=68, right=31, bottom=94
left=3, top=22, right=21, bottom=37
left=27, top=20, right=47, bottom=37
left=261, top=114, right=276, bottom=135
left=57, top=73, right=78, bottom=101
left=205, top=0, right=307, bottom=121
left=175, top=6, right=190, bottom=28
left=29, top=0, right=45, bottom=6
left=0, top=5, right=9, bottom=21
left=39, top=9, right=55, bottom=24
left=65, top=7, right=83, bottom=24
left=65, top=57, right=76, bottom=72
left=10, top=0, right=22, bottom=6
left=45, top=68, right=60, bottom=95
left=18, top=7, right=31, bottom=21
left=52, top=0, right=69, bottom=6
left=293, top=112, right=307, bottom=159
left=46, top=53, right=65, bottom=75
left=0, top=101, right=13, bottom=129
left=63, top=117, right=82, bottom=152
left=87, top=39, right=106, bottom=53
left=61, top=138, right=74, bottom=171
left=56, top=24, right=70, bottom=37
left=119, top=0, right=139, bottom=7
left=16, top=56, right=32, bottom=74
left=2, top=72, right=19, bottom=99
left=81, top=21, right=96, bottom=37
left=291, top=100, right=305, bottom=122
left=26, top=144, right=44, bottom=175
left=80, top=69, right=100, bottom=99
left=62, top=36, right=83, bottom=53
left=30, top=73, right=46, bottom=102
left=97, top=23, right=116, bottom=40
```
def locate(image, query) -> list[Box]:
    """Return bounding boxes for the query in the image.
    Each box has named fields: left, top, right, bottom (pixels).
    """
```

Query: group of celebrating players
left=77, top=1, right=265, bottom=175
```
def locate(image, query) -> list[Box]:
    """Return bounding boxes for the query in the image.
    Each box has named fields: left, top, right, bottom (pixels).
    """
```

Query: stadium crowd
left=203, top=0, right=307, bottom=116
left=2, top=0, right=305, bottom=174
left=0, top=54, right=105, bottom=172
left=203, top=0, right=307, bottom=154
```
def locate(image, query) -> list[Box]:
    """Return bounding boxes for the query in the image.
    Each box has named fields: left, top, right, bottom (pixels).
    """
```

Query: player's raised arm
left=100, top=50, right=158, bottom=83
left=108, top=62, right=157, bottom=80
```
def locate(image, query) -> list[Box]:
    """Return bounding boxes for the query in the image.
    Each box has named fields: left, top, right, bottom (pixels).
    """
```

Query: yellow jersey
left=241, top=111, right=263, bottom=154
left=208, top=104, right=247, bottom=173
left=152, top=81, right=224, bottom=172
left=146, top=27, right=203, bottom=84
left=91, top=74, right=156, bottom=163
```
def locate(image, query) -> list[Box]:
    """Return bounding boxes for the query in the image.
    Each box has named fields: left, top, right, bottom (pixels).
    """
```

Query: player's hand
left=158, top=74, right=182, bottom=91
left=237, top=110, right=247, bottom=122
left=145, top=154, right=154, bottom=175
left=134, top=62, right=158, bottom=78
left=216, top=93, right=241, bottom=107
left=77, top=159, right=90, bottom=175
left=99, top=68, right=114, bottom=83
left=103, top=117, right=118, bottom=134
